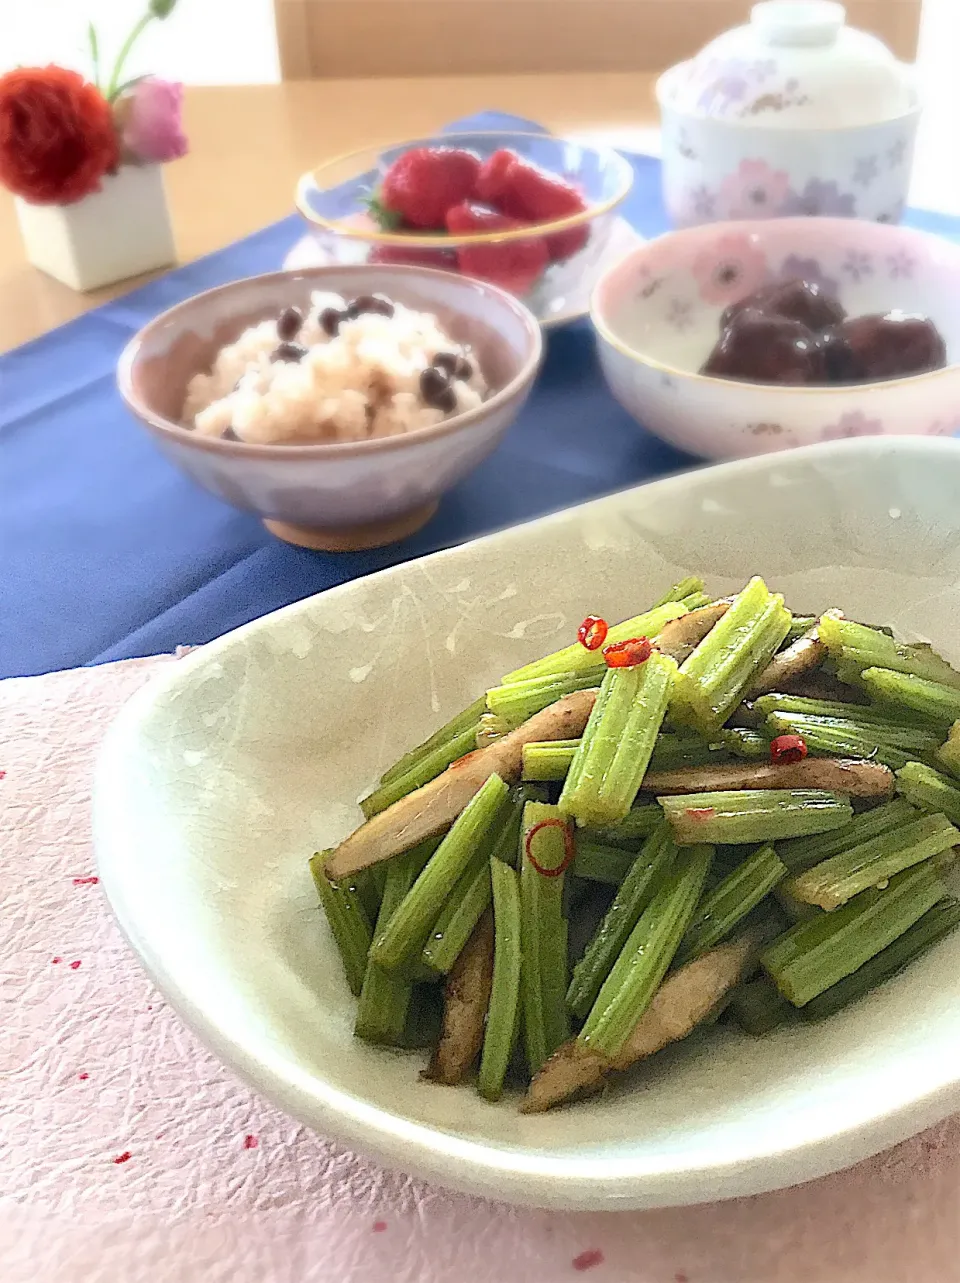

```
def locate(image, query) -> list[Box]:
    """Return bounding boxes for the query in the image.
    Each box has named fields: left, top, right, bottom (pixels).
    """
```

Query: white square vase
left=14, top=163, right=176, bottom=292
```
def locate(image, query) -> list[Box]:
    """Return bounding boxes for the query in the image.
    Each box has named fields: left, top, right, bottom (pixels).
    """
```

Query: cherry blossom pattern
left=692, top=233, right=768, bottom=306
left=887, top=137, right=909, bottom=168
left=717, top=158, right=790, bottom=219
left=666, top=297, right=693, bottom=331
left=853, top=155, right=879, bottom=187
left=821, top=411, right=883, bottom=441
left=688, top=184, right=716, bottom=221
left=887, top=249, right=916, bottom=279
left=778, top=254, right=839, bottom=298
left=842, top=250, right=873, bottom=283
left=783, top=179, right=856, bottom=217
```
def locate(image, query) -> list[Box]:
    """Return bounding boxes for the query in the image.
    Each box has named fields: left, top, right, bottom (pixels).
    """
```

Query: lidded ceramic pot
left=657, top=1, right=920, bottom=226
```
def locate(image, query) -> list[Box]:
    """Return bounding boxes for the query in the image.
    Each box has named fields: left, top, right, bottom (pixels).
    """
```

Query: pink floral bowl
left=118, top=264, right=542, bottom=551
left=591, top=217, right=960, bottom=460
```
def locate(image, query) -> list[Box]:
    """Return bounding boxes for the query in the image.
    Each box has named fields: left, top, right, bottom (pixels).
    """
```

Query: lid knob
left=750, top=0, right=845, bottom=47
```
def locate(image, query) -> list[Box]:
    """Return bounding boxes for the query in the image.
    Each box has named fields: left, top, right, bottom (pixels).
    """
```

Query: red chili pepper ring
left=603, top=636, right=653, bottom=668
left=770, top=733, right=808, bottom=765
left=577, top=615, right=609, bottom=651
left=524, top=818, right=576, bottom=878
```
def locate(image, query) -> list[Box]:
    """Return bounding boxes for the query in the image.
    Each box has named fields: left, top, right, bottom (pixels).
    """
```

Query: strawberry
left=445, top=201, right=548, bottom=295
left=544, top=223, right=590, bottom=264
left=499, top=158, right=588, bottom=223
left=377, top=147, right=481, bottom=230
left=475, top=148, right=521, bottom=204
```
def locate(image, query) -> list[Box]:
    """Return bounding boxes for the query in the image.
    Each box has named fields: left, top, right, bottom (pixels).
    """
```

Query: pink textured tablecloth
left=3, top=658, right=959, bottom=1283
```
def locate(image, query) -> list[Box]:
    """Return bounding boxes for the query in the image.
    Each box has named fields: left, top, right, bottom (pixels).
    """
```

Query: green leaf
left=364, top=193, right=407, bottom=232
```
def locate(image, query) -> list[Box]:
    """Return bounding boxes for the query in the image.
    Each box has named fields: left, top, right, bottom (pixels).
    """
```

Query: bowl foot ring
left=264, top=502, right=439, bottom=552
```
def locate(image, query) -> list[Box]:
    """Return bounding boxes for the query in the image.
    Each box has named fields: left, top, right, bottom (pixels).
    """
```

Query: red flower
left=0, top=66, right=119, bottom=205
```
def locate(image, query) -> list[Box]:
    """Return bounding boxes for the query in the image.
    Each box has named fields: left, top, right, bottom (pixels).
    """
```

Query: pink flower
left=692, top=233, right=768, bottom=306
left=117, top=77, right=187, bottom=164
left=717, top=159, right=790, bottom=220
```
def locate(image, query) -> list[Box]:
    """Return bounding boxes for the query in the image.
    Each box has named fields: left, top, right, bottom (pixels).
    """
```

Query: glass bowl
left=294, top=131, right=636, bottom=327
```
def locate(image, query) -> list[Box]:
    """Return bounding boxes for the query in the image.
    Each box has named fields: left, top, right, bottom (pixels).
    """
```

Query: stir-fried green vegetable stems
left=309, top=573, right=960, bottom=1113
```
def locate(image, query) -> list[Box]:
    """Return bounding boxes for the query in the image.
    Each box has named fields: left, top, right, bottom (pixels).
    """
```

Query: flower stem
left=88, top=23, right=101, bottom=91
left=107, top=13, right=154, bottom=102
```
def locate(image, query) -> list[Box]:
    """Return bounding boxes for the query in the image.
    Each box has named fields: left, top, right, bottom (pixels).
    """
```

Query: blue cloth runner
left=5, top=111, right=960, bottom=679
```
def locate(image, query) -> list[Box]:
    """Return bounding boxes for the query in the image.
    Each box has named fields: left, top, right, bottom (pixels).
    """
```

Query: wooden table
left=0, top=73, right=657, bottom=352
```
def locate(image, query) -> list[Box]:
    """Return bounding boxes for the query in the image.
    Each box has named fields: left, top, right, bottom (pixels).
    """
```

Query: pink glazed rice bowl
left=118, top=264, right=542, bottom=550
left=591, top=217, right=960, bottom=460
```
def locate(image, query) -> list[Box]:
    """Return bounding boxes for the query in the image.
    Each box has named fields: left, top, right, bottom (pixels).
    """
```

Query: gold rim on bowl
left=295, top=131, right=635, bottom=248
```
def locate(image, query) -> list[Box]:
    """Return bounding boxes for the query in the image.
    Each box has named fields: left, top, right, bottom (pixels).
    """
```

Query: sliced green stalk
left=309, top=851, right=374, bottom=997
left=501, top=601, right=687, bottom=686
left=764, top=712, right=939, bottom=772
left=371, top=773, right=510, bottom=972
left=773, top=882, right=822, bottom=922
left=681, top=591, right=712, bottom=611
left=522, top=739, right=578, bottom=781
left=420, top=854, right=493, bottom=975
left=558, top=650, right=677, bottom=827
left=677, top=844, right=786, bottom=963
left=520, top=802, right=572, bottom=1074
left=660, top=789, right=853, bottom=846
left=486, top=671, right=599, bottom=728
left=476, top=712, right=511, bottom=747
left=896, top=760, right=960, bottom=825
left=579, top=843, right=712, bottom=1058
left=787, top=811, right=959, bottom=911
left=478, top=859, right=523, bottom=1101
left=351, top=863, right=387, bottom=924
left=579, top=804, right=664, bottom=851
left=419, top=784, right=531, bottom=975
left=760, top=863, right=945, bottom=1006
left=567, top=825, right=675, bottom=1020
left=490, top=782, right=548, bottom=861
left=671, top=576, right=791, bottom=733
left=653, top=575, right=705, bottom=607
left=377, top=696, right=488, bottom=787
left=801, top=896, right=960, bottom=1021
left=753, top=693, right=928, bottom=727
left=936, top=720, right=960, bottom=781
left=775, top=796, right=917, bottom=872
left=360, top=724, right=480, bottom=818
left=355, top=841, right=436, bottom=1043
left=648, top=730, right=734, bottom=773
left=765, top=711, right=942, bottom=754
left=785, top=615, right=818, bottom=644
left=861, top=667, right=960, bottom=725
left=719, top=726, right=771, bottom=759
left=818, top=616, right=960, bottom=688
left=572, top=835, right=635, bottom=886
left=729, top=977, right=793, bottom=1035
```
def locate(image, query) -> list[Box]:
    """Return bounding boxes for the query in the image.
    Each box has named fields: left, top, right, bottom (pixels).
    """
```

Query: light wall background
left=0, top=0, right=281, bottom=84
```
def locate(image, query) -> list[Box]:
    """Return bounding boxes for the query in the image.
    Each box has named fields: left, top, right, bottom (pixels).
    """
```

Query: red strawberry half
left=377, top=147, right=481, bottom=230
left=475, top=148, right=520, bottom=204
left=499, top=158, right=588, bottom=222
left=496, top=158, right=590, bottom=262
left=445, top=201, right=548, bottom=295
